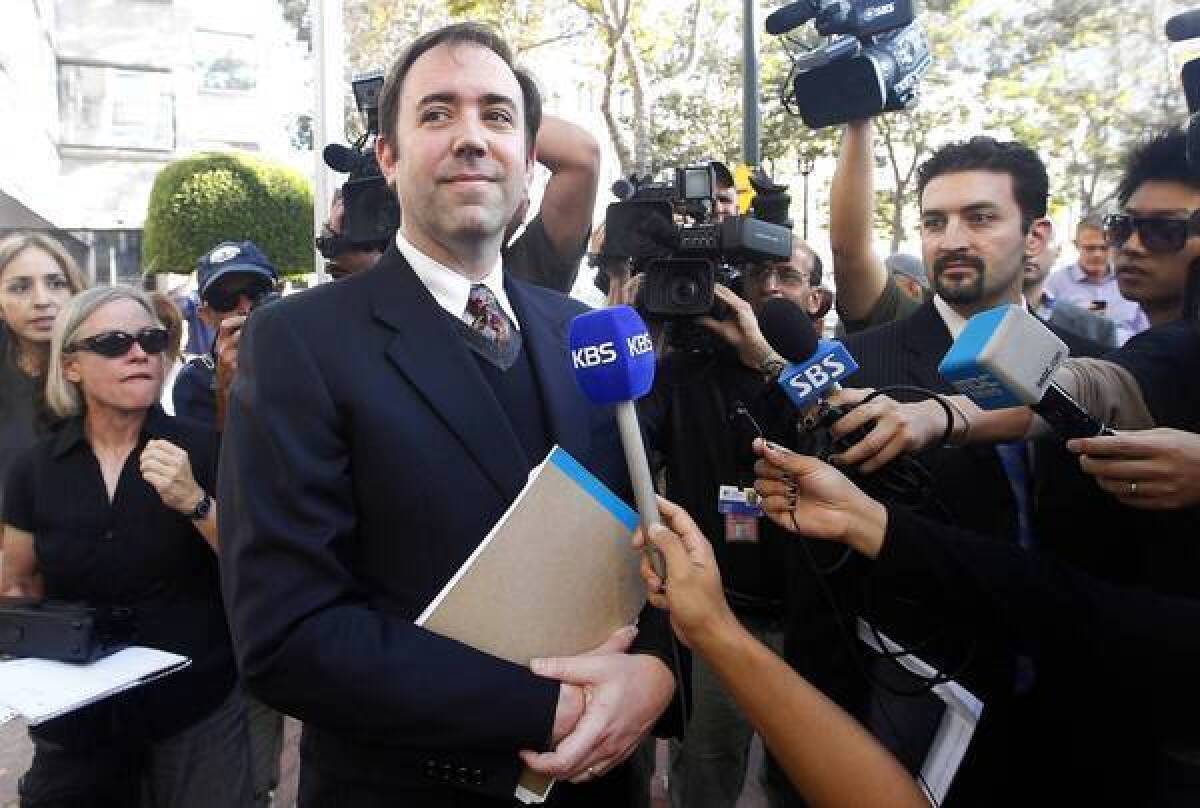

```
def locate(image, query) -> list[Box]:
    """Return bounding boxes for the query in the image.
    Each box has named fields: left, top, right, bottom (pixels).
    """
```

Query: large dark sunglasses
left=204, top=282, right=271, bottom=313
left=68, top=327, right=169, bottom=358
left=1103, top=211, right=1200, bottom=254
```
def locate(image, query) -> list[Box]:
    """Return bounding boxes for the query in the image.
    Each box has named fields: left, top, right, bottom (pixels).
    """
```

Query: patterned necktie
left=463, top=283, right=520, bottom=369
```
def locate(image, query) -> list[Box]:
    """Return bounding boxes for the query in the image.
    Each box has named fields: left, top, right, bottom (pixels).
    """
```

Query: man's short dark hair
left=378, top=22, right=542, bottom=156
left=916, top=136, right=1048, bottom=232
left=1076, top=213, right=1106, bottom=233
left=1116, top=128, right=1200, bottom=207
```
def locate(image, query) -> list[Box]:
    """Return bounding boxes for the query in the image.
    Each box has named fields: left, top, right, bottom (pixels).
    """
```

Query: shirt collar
left=52, top=406, right=172, bottom=459
left=395, top=231, right=520, bottom=329
left=932, top=294, right=1030, bottom=340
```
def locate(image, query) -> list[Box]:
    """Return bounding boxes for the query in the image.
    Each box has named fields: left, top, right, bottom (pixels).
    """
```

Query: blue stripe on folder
left=548, top=447, right=639, bottom=533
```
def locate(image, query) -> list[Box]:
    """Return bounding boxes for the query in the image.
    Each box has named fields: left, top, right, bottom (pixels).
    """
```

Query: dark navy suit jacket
left=218, top=245, right=665, bottom=800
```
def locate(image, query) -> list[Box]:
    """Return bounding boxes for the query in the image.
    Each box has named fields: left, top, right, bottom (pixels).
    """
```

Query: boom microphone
left=939, top=304, right=1112, bottom=439
left=569, top=306, right=665, bottom=579
left=765, top=0, right=820, bottom=35
left=322, top=143, right=360, bottom=173
left=1166, top=9, right=1200, bottom=42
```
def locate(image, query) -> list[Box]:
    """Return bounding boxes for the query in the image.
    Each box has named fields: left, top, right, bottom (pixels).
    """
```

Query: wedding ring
left=587, top=766, right=597, bottom=779
left=1129, top=481, right=1138, bottom=495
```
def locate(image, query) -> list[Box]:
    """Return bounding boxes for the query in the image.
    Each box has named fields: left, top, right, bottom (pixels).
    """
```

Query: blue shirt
left=1043, top=263, right=1149, bottom=345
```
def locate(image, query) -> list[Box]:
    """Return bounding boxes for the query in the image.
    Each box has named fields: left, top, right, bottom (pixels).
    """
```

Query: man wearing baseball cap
left=173, top=240, right=279, bottom=429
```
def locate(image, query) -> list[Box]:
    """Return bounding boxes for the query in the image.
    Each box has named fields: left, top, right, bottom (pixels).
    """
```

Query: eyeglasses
left=744, top=264, right=809, bottom=287
left=204, top=282, right=272, bottom=313
left=68, top=327, right=169, bottom=358
left=1103, top=211, right=1200, bottom=254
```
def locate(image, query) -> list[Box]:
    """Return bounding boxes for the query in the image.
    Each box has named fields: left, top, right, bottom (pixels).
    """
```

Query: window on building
left=58, top=63, right=175, bottom=151
left=194, top=30, right=256, bottom=93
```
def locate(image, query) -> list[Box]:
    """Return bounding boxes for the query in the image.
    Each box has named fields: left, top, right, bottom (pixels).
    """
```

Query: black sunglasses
left=1103, top=211, right=1200, bottom=254
left=205, top=281, right=272, bottom=313
left=69, top=327, right=169, bottom=358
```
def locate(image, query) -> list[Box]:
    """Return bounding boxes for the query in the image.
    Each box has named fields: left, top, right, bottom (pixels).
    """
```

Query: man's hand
left=698, top=285, right=776, bottom=370
left=827, top=388, right=951, bottom=472
left=1069, top=428, right=1200, bottom=510
left=606, top=269, right=642, bottom=308
left=140, top=439, right=204, bottom=514
left=545, top=626, right=633, bottom=748
left=635, top=497, right=739, bottom=652
left=214, top=314, right=246, bottom=388
left=752, top=438, right=888, bottom=558
left=519, top=626, right=673, bottom=783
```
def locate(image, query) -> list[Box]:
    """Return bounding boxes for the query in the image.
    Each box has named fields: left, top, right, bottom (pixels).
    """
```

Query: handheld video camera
left=315, top=70, right=401, bottom=261
left=767, top=0, right=932, bottom=130
left=601, top=165, right=792, bottom=320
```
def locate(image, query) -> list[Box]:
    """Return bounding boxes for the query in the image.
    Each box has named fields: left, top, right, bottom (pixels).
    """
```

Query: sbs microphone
left=765, top=0, right=820, bottom=36
left=757, top=298, right=860, bottom=422
left=939, top=304, right=1112, bottom=439
left=569, top=306, right=665, bottom=579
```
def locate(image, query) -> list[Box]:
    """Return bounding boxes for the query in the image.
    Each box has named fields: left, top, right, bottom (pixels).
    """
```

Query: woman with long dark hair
left=0, top=233, right=88, bottom=511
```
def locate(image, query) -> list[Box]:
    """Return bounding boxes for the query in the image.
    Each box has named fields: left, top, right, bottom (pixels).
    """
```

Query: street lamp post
left=798, top=153, right=816, bottom=241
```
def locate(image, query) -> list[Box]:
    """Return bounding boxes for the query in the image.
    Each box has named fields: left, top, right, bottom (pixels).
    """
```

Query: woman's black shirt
left=3, top=407, right=235, bottom=744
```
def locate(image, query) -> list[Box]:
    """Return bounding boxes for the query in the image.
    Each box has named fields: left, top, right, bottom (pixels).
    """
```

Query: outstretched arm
left=830, top=120, right=889, bottom=323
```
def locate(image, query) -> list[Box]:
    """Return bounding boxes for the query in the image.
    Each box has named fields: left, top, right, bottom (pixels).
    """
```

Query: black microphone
left=765, top=0, right=820, bottom=35
left=322, top=143, right=359, bottom=173
left=1167, top=9, right=1200, bottom=41
left=758, top=297, right=819, bottom=363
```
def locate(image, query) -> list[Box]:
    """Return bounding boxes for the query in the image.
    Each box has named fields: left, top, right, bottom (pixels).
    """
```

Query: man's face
left=714, top=184, right=739, bottom=222
left=376, top=43, right=532, bottom=258
left=1022, top=243, right=1060, bottom=291
left=741, top=243, right=819, bottom=316
left=1113, top=180, right=1200, bottom=316
left=919, top=170, right=1041, bottom=312
left=1074, top=225, right=1109, bottom=280
left=199, top=273, right=270, bottom=326
left=323, top=194, right=382, bottom=280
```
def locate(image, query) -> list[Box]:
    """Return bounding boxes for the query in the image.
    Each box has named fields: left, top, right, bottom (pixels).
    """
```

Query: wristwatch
left=187, top=491, right=213, bottom=521
left=758, top=351, right=787, bottom=380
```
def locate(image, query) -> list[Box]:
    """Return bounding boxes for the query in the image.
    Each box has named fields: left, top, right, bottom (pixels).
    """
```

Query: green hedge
left=142, top=152, right=313, bottom=277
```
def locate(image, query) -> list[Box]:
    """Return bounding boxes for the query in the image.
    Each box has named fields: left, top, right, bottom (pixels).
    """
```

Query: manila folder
left=416, top=445, right=646, bottom=803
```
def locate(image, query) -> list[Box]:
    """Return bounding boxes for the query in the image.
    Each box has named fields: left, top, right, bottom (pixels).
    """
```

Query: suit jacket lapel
left=368, top=246, right=528, bottom=503
left=900, top=301, right=955, bottom=392
left=505, top=278, right=591, bottom=461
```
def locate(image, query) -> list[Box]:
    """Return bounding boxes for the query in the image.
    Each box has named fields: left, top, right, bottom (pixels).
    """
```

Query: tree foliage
left=142, top=153, right=314, bottom=277
left=979, top=0, right=1187, bottom=216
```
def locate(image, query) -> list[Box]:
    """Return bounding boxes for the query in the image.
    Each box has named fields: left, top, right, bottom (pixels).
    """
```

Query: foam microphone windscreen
left=757, top=297, right=820, bottom=363
left=322, top=143, right=359, bottom=173
left=1167, top=9, right=1200, bottom=42
left=569, top=306, right=656, bottom=405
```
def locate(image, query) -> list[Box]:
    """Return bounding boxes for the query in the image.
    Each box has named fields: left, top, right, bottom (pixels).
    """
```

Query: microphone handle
left=1033, top=383, right=1114, bottom=440
left=616, top=400, right=668, bottom=581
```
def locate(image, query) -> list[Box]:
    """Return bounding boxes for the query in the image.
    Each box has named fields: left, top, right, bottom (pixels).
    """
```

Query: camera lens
left=669, top=276, right=701, bottom=307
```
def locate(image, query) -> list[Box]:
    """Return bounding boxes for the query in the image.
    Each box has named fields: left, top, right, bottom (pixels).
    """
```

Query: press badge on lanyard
left=718, top=484, right=762, bottom=543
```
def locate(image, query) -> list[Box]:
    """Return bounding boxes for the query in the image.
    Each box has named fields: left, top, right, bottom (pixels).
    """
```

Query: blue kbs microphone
left=569, top=306, right=665, bottom=579
left=939, top=304, right=1112, bottom=439
left=757, top=298, right=860, bottom=429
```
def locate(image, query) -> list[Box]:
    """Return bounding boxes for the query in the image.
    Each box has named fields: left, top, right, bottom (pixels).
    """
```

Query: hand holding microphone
left=939, top=304, right=1113, bottom=440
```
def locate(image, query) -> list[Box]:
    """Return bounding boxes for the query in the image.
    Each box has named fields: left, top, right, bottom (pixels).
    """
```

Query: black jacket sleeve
left=874, top=506, right=1200, bottom=715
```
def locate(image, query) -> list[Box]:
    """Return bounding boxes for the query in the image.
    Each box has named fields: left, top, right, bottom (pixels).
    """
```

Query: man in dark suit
left=218, top=23, right=674, bottom=807
left=817, top=137, right=1107, bottom=806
